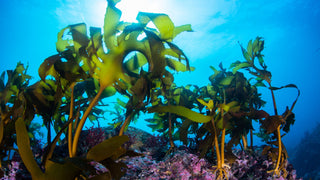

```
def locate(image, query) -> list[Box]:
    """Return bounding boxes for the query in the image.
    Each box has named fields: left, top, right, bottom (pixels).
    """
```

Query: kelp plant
left=231, top=37, right=300, bottom=176
left=148, top=37, right=300, bottom=179
left=0, top=0, right=193, bottom=179
left=148, top=67, right=246, bottom=179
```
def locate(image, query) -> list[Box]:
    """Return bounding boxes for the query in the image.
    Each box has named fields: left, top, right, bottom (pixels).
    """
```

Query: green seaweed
left=148, top=37, right=299, bottom=179
left=1, top=0, right=192, bottom=179
left=0, top=1, right=299, bottom=180
left=234, top=37, right=300, bottom=176
left=0, top=62, right=32, bottom=167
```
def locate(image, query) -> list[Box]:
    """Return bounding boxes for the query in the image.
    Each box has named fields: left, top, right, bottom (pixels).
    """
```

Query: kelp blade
left=148, top=105, right=212, bottom=123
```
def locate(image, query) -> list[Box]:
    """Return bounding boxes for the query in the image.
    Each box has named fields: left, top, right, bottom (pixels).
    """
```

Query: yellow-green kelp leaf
left=15, top=121, right=81, bottom=180
left=148, top=105, right=212, bottom=123
left=123, top=52, right=148, bottom=73
left=92, top=78, right=117, bottom=98
left=209, top=66, right=221, bottom=82
left=165, top=42, right=192, bottom=71
left=56, top=27, right=72, bottom=53
left=56, top=23, right=89, bottom=54
left=44, top=160, right=81, bottom=180
left=166, top=58, right=193, bottom=72
left=220, top=76, right=234, bottom=86
left=240, top=44, right=251, bottom=63
left=137, top=12, right=174, bottom=41
left=15, top=118, right=44, bottom=179
left=98, top=56, right=125, bottom=88
left=173, top=24, right=193, bottom=39
left=143, top=30, right=167, bottom=78
left=86, top=135, right=129, bottom=162
left=104, top=0, right=122, bottom=50
left=220, top=101, right=240, bottom=113
left=230, top=61, right=251, bottom=74
left=38, top=55, right=60, bottom=81
left=197, top=99, right=214, bottom=110
left=246, top=39, right=253, bottom=58
left=101, top=86, right=117, bottom=98
left=69, top=23, right=90, bottom=55
left=116, top=98, right=127, bottom=108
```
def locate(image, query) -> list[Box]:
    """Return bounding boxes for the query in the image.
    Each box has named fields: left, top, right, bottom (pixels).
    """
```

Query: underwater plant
left=0, top=0, right=192, bottom=179
left=0, top=0, right=300, bottom=179
left=0, top=62, right=32, bottom=165
left=146, top=83, right=200, bottom=152
left=231, top=37, right=300, bottom=176
left=148, top=37, right=300, bottom=179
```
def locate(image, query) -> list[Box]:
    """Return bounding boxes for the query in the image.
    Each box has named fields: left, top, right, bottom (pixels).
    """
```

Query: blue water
left=1, top=0, right=319, bottom=175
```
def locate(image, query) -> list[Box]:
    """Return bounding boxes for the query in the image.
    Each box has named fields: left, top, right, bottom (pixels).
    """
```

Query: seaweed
left=233, top=37, right=300, bottom=177
left=148, top=37, right=299, bottom=179
left=0, top=1, right=300, bottom=180
left=0, top=0, right=192, bottom=179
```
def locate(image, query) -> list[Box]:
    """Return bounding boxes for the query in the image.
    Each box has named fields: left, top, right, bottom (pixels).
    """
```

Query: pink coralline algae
left=0, top=161, right=21, bottom=180
left=119, top=150, right=217, bottom=179
left=118, top=147, right=301, bottom=179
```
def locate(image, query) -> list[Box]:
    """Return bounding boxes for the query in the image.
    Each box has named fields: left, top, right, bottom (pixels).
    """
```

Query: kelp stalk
left=267, top=80, right=282, bottom=176
left=211, top=116, right=221, bottom=169
left=221, top=128, right=226, bottom=166
left=167, top=100, right=175, bottom=150
left=274, top=125, right=282, bottom=175
left=242, top=135, right=247, bottom=150
left=168, top=111, right=175, bottom=150
left=71, top=86, right=104, bottom=157
left=68, top=82, right=75, bottom=157
left=119, top=112, right=134, bottom=136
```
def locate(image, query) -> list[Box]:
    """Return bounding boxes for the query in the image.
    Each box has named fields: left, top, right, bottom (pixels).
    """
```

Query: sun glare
left=78, top=0, right=168, bottom=27
left=85, top=0, right=108, bottom=27
left=116, top=0, right=168, bottom=22
left=80, top=0, right=169, bottom=28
